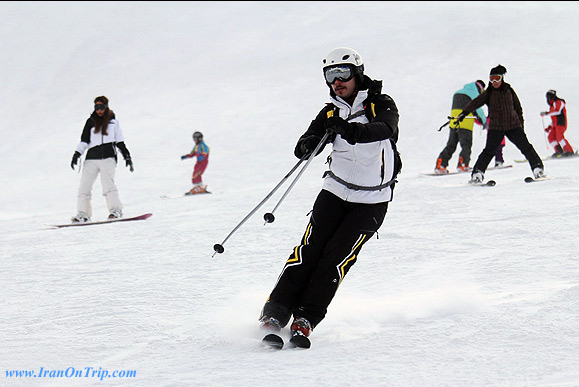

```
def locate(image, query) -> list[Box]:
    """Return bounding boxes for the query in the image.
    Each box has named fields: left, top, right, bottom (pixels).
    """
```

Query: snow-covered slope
left=1, top=2, right=578, bottom=386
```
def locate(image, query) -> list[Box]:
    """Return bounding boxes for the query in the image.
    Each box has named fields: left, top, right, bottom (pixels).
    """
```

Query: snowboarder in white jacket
left=70, top=96, right=133, bottom=222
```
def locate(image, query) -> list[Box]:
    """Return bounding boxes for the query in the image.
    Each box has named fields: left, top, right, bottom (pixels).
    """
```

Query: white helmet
left=322, top=47, right=364, bottom=72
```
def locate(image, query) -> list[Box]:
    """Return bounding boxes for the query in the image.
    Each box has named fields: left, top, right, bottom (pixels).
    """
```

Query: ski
left=161, top=191, right=212, bottom=199
left=424, top=165, right=511, bottom=176
left=469, top=180, right=496, bottom=187
left=288, top=334, right=311, bottom=349
left=515, top=151, right=578, bottom=163
left=515, top=157, right=553, bottom=163
left=487, top=164, right=513, bottom=170
left=549, top=151, right=579, bottom=159
left=262, top=334, right=284, bottom=350
left=524, top=176, right=550, bottom=183
left=515, top=158, right=551, bottom=163
left=47, top=213, right=152, bottom=228
left=421, top=171, right=464, bottom=177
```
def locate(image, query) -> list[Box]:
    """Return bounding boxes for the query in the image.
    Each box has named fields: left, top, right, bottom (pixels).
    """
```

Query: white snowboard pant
left=77, top=158, right=123, bottom=217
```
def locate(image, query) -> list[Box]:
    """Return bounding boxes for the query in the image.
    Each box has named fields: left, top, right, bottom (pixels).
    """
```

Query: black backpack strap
left=322, top=170, right=397, bottom=191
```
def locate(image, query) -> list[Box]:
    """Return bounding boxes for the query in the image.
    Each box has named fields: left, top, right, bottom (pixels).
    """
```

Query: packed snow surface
left=1, top=2, right=578, bottom=386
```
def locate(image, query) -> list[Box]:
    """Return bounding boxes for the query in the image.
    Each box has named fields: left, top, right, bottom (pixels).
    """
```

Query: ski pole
left=540, top=114, right=550, bottom=149
left=212, top=153, right=309, bottom=256
left=439, top=116, right=476, bottom=131
left=438, top=120, right=450, bottom=132
left=263, top=130, right=331, bottom=224
left=448, top=116, right=476, bottom=120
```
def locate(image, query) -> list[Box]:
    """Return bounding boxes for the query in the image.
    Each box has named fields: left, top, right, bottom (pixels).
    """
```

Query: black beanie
left=490, top=65, right=507, bottom=76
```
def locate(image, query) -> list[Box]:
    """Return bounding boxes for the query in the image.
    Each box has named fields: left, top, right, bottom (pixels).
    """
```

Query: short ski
left=524, top=176, right=550, bottom=183
left=469, top=180, right=496, bottom=187
left=262, top=334, right=284, bottom=350
left=48, top=213, right=152, bottom=228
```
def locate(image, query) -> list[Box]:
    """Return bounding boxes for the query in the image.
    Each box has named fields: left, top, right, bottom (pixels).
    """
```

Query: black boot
left=551, top=145, right=563, bottom=158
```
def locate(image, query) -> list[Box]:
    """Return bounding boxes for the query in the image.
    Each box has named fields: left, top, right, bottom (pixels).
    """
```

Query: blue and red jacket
left=184, top=141, right=209, bottom=162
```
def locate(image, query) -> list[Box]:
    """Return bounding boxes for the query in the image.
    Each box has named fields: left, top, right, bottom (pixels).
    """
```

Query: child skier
left=541, top=90, right=575, bottom=157
left=181, top=131, right=210, bottom=194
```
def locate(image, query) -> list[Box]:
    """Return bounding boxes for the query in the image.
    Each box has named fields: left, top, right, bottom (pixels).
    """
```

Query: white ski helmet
left=322, top=47, right=364, bottom=70
left=322, top=47, right=364, bottom=84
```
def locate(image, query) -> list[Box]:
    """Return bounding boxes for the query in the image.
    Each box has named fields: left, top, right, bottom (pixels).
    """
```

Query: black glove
left=299, top=135, right=321, bottom=157
left=125, top=158, right=134, bottom=172
left=70, top=151, right=81, bottom=170
left=457, top=112, right=467, bottom=122
left=325, top=116, right=356, bottom=144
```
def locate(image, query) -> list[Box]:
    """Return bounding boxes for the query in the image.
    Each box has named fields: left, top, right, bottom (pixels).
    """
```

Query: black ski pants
left=473, top=127, right=543, bottom=173
left=262, top=189, right=388, bottom=329
left=438, top=128, right=473, bottom=167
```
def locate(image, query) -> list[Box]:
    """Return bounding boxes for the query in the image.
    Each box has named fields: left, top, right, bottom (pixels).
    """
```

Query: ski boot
left=533, top=167, right=546, bottom=179
left=469, top=170, right=484, bottom=184
left=186, top=184, right=207, bottom=195
left=108, top=209, right=122, bottom=219
left=457, top=156, right=471, bottom=172
left=434, top=158, right=449, bottom=174
left=71, top=212, right=90, bottom=223
left=289, top=317, right=312, bottom=349
left=259, top=316, right=284, bottom=349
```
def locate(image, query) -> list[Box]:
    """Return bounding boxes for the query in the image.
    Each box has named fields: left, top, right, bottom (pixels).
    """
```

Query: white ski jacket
left=295, top=77, right=400, bottom=204
left=75, top=114, right=131, bottom=161
left=323, top=91, right=397, bottom=203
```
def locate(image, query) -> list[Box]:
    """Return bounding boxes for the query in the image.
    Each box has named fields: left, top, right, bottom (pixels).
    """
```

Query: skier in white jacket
left=259, top=47, right=401, bottom=348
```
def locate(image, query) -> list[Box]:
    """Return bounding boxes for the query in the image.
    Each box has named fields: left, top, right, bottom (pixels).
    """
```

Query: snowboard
left=47, top=213, right=152, bottom=228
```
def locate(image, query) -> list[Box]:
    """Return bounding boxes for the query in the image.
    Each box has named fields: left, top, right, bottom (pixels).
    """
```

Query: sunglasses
left=324, top=65, right=354, bottom=84
left=489, top=75, right=503, bottom=83
left=94, top=104, right=107, bottom=111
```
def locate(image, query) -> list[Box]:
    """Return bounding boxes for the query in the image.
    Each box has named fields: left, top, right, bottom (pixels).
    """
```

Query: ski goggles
left=489, top=74, right=503, bottom=83
left=94, top=103, right=108, bottom=111
left=324, top=65, right=354, bottom=84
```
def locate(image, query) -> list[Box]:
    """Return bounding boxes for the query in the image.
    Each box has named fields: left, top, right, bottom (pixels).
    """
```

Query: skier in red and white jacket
left=541, top=90, right=575, bottom=157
